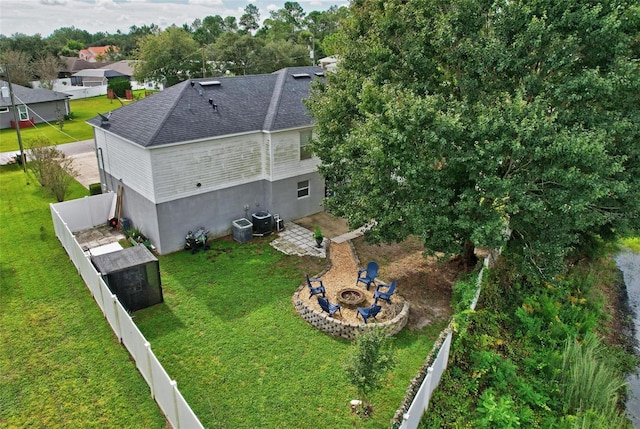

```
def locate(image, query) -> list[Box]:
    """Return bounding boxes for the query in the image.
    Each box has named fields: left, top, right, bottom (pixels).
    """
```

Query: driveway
left=0, top=140, right=99, bottom=189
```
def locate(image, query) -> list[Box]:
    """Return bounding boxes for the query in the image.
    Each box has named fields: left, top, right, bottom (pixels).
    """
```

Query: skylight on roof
left=200, top=80, right=221, bottom=86
left=292, top=73, right=311, bottom=79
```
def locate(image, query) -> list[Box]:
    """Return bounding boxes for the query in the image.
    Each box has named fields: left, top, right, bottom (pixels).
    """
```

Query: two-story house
left=87, top=66, right=326, bottom=254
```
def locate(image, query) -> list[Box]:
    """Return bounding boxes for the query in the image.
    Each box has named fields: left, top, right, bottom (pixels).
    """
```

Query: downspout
left=97, top=147, right=106, bottom=191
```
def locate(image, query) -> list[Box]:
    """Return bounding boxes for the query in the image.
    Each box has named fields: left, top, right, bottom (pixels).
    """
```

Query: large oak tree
left=306, top=0, right=640, bottom=277
left=133, top=26, right=200, bottom=86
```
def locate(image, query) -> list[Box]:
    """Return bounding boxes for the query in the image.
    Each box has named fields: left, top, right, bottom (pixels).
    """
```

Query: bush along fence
left=390, top=252, right=493, bottom=429
left=50, top=195, right=203, bottom=429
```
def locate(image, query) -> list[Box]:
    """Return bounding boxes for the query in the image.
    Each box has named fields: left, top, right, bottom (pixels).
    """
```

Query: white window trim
left=297, top=180, right=310, bottom=199
left=18, top=105, right=28, bottom=121
left=299, top=130, right=312, bottom=160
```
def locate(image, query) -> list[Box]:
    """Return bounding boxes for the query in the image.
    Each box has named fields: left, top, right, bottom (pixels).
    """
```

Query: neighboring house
left=0, top=81, right=70, bottom=130
left=318, top=56, right=339, bottom=72
left=87, top=66, right=327, bottom=254
left=59, top=57, right=114, bottom=79
left=99, top=60, right=134, bottom=76
left=98, top=60, right=163, bottom=91
left=79, top=45, right=118, bottom=62
left=71, top=69, right=130, bottom=87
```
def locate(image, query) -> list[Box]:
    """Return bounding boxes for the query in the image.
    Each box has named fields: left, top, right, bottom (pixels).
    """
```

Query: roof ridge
left=147, top=81, right=189, bottom=145
left=263, top=68, right=288, bottom=130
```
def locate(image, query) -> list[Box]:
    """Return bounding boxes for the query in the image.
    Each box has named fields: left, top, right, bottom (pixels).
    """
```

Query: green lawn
left=0, top=91, right=149, bottom=152
left=134, top=239, right=446, bottom=428
left=0, top=165, right=167, bottom=428
left=0, top=163, right=446, bottom=428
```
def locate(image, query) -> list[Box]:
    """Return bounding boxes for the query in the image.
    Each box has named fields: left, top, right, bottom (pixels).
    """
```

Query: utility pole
left=201, top=46, right=206, bottom=78
left=309, top=36, right=315, bottom=66
left=4, top=63, right=26, bottom=172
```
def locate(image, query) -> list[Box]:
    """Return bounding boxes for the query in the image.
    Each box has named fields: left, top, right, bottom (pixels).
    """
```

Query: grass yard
left=0, top=165, right=167, bottom=428
left=0, top=90, right=149, bottom=152
left=0, top=162, right=447, bottom=428
left=134, top=238, right=447, bottom=428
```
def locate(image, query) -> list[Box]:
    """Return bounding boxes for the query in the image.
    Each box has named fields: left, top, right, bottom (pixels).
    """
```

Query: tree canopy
left=0, top=3, right=349, bottom=84
left=133, top=26, right=200, bottom=86
left=306, top=0, right=640, bottom=278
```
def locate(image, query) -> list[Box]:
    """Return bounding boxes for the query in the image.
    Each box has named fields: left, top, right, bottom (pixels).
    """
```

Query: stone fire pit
left=337, top=287, right=366, bottom=307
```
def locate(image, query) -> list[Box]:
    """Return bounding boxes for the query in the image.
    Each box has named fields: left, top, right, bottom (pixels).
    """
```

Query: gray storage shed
left=91, top=245, right=163, bottom=312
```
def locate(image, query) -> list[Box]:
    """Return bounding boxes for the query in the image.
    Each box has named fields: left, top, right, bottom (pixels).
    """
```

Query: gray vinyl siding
left=0, top=100, right=69, bottom=129
left=103, top=169, right=324, bottom=255
left=153, top=176, right=323, bottom=254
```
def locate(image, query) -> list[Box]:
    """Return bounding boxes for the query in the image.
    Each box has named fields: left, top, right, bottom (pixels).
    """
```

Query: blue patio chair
left=356, top=261, right=379, bottom=290
left=356, top=304, right=382, bottom=324
left=317, top=296, right=342, bottom=317
left=374, top=279, right=397, bottom=304
left=306, top=274, right=326, bottom=299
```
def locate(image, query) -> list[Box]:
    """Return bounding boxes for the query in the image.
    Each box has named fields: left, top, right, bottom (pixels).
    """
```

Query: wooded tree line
left=0, top=2, right=347, bottom=87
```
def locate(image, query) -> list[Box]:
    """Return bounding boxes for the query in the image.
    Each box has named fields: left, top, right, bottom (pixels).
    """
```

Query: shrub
left=108, top=78, right=132, bottom=98
left=27, top=137, right=78, bottom=202
left=476, top=390, right=521, bottom=429
left=451, top=275, right=480, bottom=312
left=89, top=183, right=102, bottom=195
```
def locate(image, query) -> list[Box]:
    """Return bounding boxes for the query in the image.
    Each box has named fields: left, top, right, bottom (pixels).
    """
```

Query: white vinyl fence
left=394, top=256, right=489, bottom=429
left=50, top=195, right=203, bottom=429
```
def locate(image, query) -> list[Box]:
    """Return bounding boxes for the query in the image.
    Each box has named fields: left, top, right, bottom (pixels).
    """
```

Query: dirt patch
left=352, top=236, right=463, bottom=330
left=294, top=212, right=350, bottom=239
left=295, top=212, right=466, bottom=330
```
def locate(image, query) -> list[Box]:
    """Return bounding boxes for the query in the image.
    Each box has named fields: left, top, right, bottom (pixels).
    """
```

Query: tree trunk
left=463, top=240, right=478, bottom=269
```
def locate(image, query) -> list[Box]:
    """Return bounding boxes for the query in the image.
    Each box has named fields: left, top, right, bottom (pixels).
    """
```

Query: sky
left=0, top=0, right=350, bottom=38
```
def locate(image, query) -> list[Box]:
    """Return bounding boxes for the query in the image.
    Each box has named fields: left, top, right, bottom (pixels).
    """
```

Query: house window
left=18, top=105, right=28, bottom=121
left=297, top=180, right=309, bottom=198
left=0, top=106, right=8, bottom=113
left=299, top=130, right=312, bottom=160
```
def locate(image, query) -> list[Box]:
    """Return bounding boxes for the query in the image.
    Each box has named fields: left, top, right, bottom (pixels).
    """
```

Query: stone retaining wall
left=292, top=287, right=410, bottom=340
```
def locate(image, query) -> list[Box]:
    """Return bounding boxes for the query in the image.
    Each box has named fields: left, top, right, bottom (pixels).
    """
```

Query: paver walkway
left=269, top=221, right=372, bottom=257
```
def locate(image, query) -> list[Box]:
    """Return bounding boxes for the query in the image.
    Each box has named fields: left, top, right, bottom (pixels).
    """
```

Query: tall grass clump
left=558, top=333, right=627, bottom=424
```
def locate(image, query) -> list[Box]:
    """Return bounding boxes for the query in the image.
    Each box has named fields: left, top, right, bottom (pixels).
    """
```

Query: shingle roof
left=72, top=69, right=128, bottom=78
left=87, top=66, right=325, bottom=148
left=99, top=60, right=135, bottom=76
left=0, top=81, right=70, bottom=107
left=60, top=57, right=113, bottom=73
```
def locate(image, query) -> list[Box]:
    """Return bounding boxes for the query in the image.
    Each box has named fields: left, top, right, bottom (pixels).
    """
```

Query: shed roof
left=91, top=245, right=158, bottom=274
left=87, top=66, right=325, bottom=148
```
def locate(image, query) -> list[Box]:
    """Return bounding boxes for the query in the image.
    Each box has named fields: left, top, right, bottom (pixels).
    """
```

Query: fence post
left=402, top=412, right=410, bottom=428
left=424, top=366, right=434, bottom=408
left=171, top=380, right=180, bottom=429
left=110, top=294, right=122, bottom=342
left=145, top=342, right=155, bottom=398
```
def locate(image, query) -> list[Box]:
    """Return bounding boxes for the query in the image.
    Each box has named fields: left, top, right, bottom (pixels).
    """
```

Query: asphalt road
left=0, top=139, right=99, bottom=188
